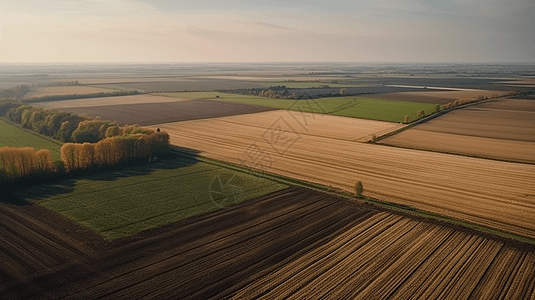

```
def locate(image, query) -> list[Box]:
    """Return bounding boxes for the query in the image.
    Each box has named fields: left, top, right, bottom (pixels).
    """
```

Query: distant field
left=158, top=113, right=535, bottom=239
left=34, top=94, right=190, bottom=109
left=379, top=99, right=535, bottom=163
left=92, top=79, right=263, bottom=92
left=155, top=91, right=258, bottom=100
left=258, top=81, right=365, bottom=88
left=209, top=95, right=438, bottom=123
left=370, top=90, right=510, bottom=104
left=23, top=86, right=114, bottom=99
left=17, top=157, right=288, bottom=240
left=0, top=118, right=62, bottom=160
left=57, top=99, right=276, bottom=125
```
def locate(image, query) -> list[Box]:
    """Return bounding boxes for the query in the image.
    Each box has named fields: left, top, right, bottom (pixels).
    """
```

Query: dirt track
left=56, top=99, right=277, bottom=126
left=1, top=187, right=534, bottom=299
left=380, top=99, right=535, bottom=163
left=156, top=113, right=535, bottom=239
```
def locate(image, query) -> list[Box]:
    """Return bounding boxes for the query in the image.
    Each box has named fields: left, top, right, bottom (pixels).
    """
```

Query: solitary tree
left=356, top=181, right=363, bottom=197
left=339, top=88, right=347, bottom=96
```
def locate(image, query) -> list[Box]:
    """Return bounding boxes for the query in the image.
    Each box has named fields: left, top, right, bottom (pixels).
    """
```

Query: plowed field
left=34, top=94, right=190, bottom=109
left=2, top=187, right=534, bottom=299
left=155, top=112, right=535, bottom=239
left=380, top=99, right=535, bottom=163
left=56, top=99, right=276, bottom=125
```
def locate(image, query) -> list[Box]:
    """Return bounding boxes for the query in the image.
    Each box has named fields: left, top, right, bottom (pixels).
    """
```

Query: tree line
left=0, top=147, right=55, bottom=181
left=23, top=90, right=140, bottom=104
left=0, top=100, right=170, bottom=188
left=61, top=130, right=169, bottom=172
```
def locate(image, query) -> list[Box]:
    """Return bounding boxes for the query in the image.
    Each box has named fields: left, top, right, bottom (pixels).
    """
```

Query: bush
left=404, top=115, right=410, bottom=123
left=356, top=181, right=363, bottom=197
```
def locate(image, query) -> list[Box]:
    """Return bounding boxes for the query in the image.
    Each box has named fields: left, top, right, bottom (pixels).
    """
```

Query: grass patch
left=21, top=157, right=288, bottom=240
left=0, top=118, right=63, bottom=160
left=208, top=95, right=438, bottom=123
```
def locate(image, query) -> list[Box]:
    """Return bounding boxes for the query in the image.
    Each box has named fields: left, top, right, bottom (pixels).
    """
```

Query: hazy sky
left=0, top=0, right=533, bottom=63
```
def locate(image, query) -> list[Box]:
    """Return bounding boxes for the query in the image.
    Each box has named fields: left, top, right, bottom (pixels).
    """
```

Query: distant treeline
left=0, top=100, right=170, bottom=188
left=0, top=85, right=31, bottom=99
left=0, top=100, right=146, bottom=143
left=23, top=90, right=140, bottom=103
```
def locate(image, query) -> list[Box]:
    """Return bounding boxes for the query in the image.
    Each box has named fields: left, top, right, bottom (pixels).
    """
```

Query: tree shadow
left=1, top=146, right=201, bottom=205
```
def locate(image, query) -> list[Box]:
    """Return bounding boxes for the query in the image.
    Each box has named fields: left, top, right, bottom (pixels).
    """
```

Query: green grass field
left=204, top=95, right=438, bottom=123
left=0, top=118, right=63, bottom=160
left=20, top=157, right=288, bottom=240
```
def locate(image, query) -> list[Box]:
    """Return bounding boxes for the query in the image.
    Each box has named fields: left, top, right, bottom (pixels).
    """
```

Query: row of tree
left=0, top=85, right=31, bottom=99
left=61, top=132, right=169, bottom=172
left=23, top=90, right=139, bottom=104
left=0, top=147, right=54, bottom=181
left=0, top=130, right=170, bottom=187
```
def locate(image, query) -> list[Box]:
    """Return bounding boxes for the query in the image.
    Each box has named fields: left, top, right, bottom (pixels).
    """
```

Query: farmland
left=34, top=94, right=190, bottom=109
left=379, top=99, right=535, bottom=163
left=2, top=187, right=534, bottom=299
left=369, top=89, right=510, bottom=104
left=258, top=81, right=366, bottom=88
left=156, top=112, right=535, bottom=239
left=0, top=118, right=62, bottom=160
left=14, top=156, right=287, bottom=240
left=56, top=99, right=277, bottom=125
left=91, top=78, right=264, bottom=92
left=22, top=86, right=114, bottom=99
left=206, top=95, right=439, bottom=123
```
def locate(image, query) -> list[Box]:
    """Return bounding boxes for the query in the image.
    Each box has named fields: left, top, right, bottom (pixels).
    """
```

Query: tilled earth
left=1, top=187, right=535, bottom=299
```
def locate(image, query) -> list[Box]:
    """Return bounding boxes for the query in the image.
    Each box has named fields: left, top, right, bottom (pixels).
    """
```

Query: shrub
left=355, top=181, right=363, bottom=197
left=404, top=115, right=410, bottom=123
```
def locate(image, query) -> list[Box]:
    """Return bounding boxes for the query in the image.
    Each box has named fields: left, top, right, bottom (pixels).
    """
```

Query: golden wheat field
left=23, top=86, right=115, bottom=99
left=34, top=94, right=190, bottom=109
left=155, top=111, right=535, bottom=239
left=380, top=99, right=535, bottom=163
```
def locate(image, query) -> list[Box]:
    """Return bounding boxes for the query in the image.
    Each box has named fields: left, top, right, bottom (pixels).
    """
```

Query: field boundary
left=169, top=146, right=535, bottom=246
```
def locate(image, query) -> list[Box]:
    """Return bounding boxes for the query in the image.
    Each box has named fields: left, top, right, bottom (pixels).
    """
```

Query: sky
left=0, top=0, right=533, bottom=63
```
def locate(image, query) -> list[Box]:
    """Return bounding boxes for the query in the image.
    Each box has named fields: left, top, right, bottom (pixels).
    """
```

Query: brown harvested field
left=379, top=130, right=535, bottom=164
left=379, top=99, right=535, bottom=163
left=34, top=94, right=190, bottom=109
left=370, top=90, right=510, bottom=104
left=23, top=86, right=114, bottom=99
left=166, top=110, right=406, bottom=143
left=55, top=99, right=277, bottom=126
left=155, top=112, right=535, bottom=239
left=2, top=187, right=535, bottom=299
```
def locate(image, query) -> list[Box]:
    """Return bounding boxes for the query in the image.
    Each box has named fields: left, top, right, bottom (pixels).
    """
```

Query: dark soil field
left=97, top=78, right=264, bottom=92
left=58, top=99, right=277, bottom=126
left=2, top=187, right=534, bottom=299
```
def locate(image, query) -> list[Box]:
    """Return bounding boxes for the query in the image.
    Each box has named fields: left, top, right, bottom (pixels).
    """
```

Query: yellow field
left=379, top=99, right=535, bottom=163
left=155, top=112, right=535, bottom=239
left=23, top=86, right=114, bottom=99
left=34, top=94, right=190, bottom=109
